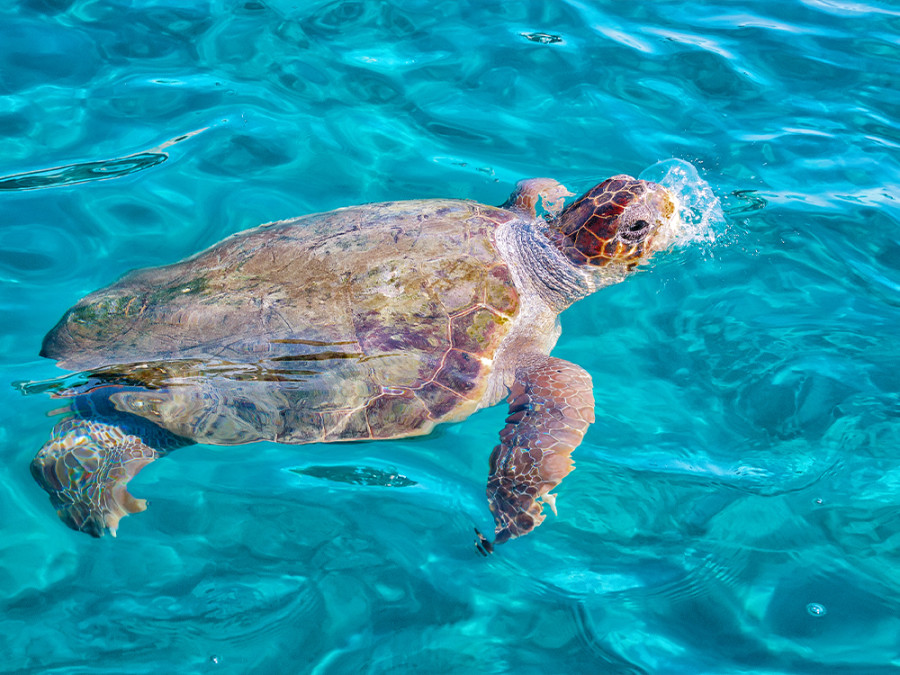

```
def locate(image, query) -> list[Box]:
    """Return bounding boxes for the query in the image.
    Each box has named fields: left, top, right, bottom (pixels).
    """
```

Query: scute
left=484, top=264, right=519, bottom=316
left=450, top=308, right=508, bottom=354
left=433, top=349, right=484, bottom=394
left=42, top=199, right=523, bottom=444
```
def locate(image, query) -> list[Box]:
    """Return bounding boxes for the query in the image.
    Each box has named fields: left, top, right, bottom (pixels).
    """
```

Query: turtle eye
left=621, top=219, right=650, bottom=241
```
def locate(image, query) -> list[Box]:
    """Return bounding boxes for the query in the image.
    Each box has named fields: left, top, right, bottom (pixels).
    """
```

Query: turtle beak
left=644, top=184, right=681, bottom=255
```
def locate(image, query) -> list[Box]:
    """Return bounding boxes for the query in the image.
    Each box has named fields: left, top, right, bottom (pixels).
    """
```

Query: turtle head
left=549, top=175, right=678, bottom=269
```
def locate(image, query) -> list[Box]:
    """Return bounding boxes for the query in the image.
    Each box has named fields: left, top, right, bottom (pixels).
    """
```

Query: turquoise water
left=3, top=0, right=900, bottom=672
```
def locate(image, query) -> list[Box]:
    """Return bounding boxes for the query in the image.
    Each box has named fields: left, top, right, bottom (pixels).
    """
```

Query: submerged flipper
left=483, top=357, right=594, bottom=550
left=31, top=417, right=187, bottom=537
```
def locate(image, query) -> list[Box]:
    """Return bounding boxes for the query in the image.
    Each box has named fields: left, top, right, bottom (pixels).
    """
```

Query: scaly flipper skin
left=30, top=417, right=186, bottom=537
left=483, top=357, right=594, bottom=550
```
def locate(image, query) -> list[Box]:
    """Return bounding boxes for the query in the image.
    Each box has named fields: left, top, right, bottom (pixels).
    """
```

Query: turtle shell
left=41, top=199, right=523, bottom=444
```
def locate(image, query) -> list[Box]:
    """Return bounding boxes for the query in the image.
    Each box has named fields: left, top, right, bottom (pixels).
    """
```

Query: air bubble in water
left=806, top=602, right=827, bottom=617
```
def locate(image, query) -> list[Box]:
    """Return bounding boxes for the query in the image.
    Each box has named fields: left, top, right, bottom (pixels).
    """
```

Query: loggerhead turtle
left=30, top=175, right=680, bottom=548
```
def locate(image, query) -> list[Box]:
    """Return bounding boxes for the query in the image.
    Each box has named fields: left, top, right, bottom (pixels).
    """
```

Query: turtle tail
left=31, top=416, right=188, bottom=537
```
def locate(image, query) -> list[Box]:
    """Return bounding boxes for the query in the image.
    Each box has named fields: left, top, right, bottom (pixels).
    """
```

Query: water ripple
left=290, top=464, right=418, bottom=487
left=3, top=0, right=900, bottom=673
left=0, top=152, right=166, bottom=191
left=0, top=127, right=206, bottom=191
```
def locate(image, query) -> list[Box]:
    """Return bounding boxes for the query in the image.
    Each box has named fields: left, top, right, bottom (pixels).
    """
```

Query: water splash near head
left=639, top=159, right=725, bottom=249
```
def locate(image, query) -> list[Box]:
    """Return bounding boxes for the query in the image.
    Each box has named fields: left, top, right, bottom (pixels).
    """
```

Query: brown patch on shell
left=322, top=407, right=370, bottom=441
left=414, top=381, right=463, bottom=419
left=433, top=349, right=483, bottom=395
left=278, top=408, right=326, bottom=444
left=365, top=389, right=431, bottom=439
left=431, top=264, right=485, bottom=314
left=483, top=264, right=519, bottom=316
left=450, top=307, right=508, bottom=354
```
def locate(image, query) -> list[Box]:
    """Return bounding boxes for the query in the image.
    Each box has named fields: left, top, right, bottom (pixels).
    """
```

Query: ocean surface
left=3, top=0, right=900, bottom=673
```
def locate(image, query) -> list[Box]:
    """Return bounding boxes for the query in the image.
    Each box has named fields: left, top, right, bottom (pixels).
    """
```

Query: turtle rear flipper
left=484, top=357, right=595, bottom=550
left=30, top=418, right=184, bottom=537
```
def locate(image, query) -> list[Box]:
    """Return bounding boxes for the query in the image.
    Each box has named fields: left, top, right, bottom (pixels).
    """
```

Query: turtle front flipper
left=30, top=417, right=187, bottom=537
left=483, top=357, right=594, bottom=551
left=502, top=178, right=573, bottom=218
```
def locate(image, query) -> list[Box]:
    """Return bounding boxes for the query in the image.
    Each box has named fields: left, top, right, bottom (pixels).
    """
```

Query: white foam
left=640, top=158, right=725, bottom=248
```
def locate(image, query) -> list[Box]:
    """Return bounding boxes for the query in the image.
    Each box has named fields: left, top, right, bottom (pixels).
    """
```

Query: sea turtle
left=29, top=174, right=681, bottom=548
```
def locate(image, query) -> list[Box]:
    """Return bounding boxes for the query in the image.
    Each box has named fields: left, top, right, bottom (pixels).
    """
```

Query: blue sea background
left=3, top=0, right=900, bottom=673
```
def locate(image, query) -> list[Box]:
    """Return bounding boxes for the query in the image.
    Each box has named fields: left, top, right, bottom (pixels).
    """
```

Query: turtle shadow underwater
left=25, top=172, right=691, bottom=550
